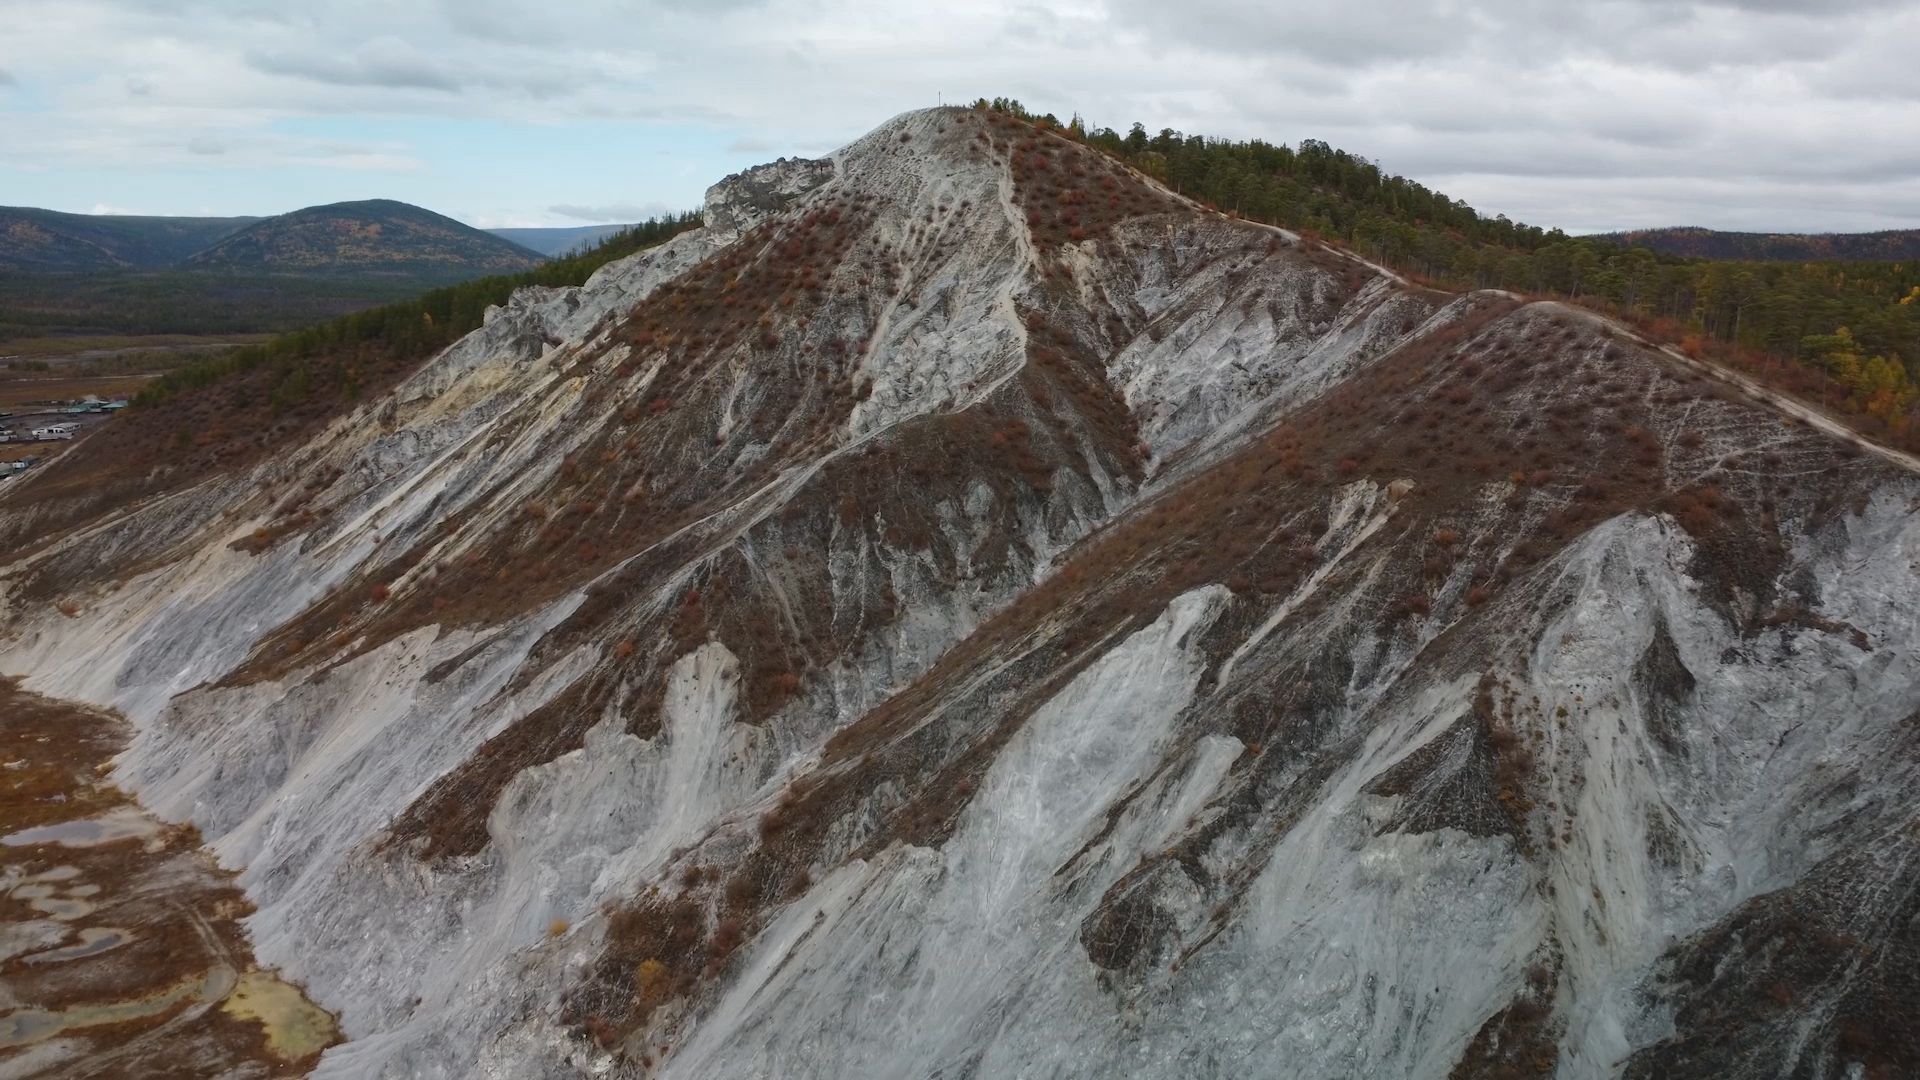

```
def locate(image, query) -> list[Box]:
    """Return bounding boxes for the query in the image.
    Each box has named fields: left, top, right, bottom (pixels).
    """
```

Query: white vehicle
left=32, top=424, right=77, bottom=441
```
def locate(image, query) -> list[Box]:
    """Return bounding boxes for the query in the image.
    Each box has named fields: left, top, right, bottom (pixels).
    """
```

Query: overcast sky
left=2, top=0, right=1916, bottom=234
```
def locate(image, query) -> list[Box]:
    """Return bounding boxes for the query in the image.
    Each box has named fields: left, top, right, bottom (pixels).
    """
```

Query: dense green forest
left=977, top=98, right=1920, bottom=450
left=137, top=213, right=701, bottom=410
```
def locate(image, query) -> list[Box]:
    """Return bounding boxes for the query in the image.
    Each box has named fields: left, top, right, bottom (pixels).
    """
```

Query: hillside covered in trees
left=972, top=99, right=1920, bottom=451
left=1597, top=226, right=1920, bottom=263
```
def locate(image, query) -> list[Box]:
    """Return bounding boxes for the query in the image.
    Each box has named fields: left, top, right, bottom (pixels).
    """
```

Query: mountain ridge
left=1596, top=224, right=1920, bottom=261
left=0, top=200, right=544, bottom=275
left=0, top=205, right=258, bottom=271
left=2, top=106, right=1916, bottom=1080
left=182, top=198, right=542, bottom=275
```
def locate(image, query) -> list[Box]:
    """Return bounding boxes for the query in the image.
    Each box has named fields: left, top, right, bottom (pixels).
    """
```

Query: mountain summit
left=3, top=107, right=1917, bottom=1079
left=0, top=200, right=543, bottom=277
left=183, top=198, right=541, bottom=275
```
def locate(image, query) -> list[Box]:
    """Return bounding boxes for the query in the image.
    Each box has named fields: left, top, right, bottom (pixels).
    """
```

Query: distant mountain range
left=0, top=201, right=628, bottom=345
left=0, top=201, right=644, bottom=276
left=486, top=224, right=639, bottom=257
left=1598, top=226, right=1920, bottom=261
left=0, top=207, right=263, bottom=272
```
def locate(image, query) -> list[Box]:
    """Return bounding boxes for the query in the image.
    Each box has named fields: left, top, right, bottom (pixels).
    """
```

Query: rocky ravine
left=2, top=107, right=1917, bottom=1079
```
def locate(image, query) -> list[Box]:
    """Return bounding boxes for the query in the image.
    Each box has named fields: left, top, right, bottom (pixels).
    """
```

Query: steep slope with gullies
left=2, top=108, right=1917, bottom=1080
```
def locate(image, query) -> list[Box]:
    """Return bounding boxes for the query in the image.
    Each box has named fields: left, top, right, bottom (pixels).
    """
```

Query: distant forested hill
left=0, top=200, right=546, bottom=346
left=0, top=207, right=256, bottom=272
left=185, top=200, right=541, bottom=274
left=1595, top=227, right=1920, bottom=262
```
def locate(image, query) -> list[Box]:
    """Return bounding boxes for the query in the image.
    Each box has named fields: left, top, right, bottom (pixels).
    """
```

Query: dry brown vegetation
left=5, top=110, right=1903, bottom=1070
left=571, top=281, right=1892, bottom=1036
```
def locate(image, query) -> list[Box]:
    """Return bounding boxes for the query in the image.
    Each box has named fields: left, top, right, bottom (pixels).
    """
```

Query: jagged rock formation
left=3, top=107, right=1917, bottom=1080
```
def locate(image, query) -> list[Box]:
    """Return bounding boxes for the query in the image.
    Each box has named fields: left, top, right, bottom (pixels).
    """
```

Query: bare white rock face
left=3, top=107, right=1918, bottom=1080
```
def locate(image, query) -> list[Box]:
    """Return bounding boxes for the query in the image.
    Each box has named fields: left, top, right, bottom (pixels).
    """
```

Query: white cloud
left=0, top=0, right=1916, bottom=231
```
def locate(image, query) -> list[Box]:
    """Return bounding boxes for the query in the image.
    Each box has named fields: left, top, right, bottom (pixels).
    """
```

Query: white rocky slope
left=3, top=107, right=1917, bottom=1080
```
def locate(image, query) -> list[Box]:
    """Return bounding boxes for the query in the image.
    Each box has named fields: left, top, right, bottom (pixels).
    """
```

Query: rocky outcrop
left=3, top=106, right=1917, bottom=1080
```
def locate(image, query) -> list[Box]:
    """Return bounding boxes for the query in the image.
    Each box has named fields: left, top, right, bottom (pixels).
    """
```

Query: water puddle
left=0, top=970, right=220, bottom=1050
left=21, top=926, right=130, bottom=964
left=26, top=895, right=95, bottom=921
left=22, top=866, right=81, bottom=883
left=1, top=808, right=161, bottom=849
left=221, top=970, right=341, bottom=1062
left=0, top=920, right=70, bottom=964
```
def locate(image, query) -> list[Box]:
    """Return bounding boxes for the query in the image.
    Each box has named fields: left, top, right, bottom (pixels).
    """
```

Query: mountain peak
left=4, top=104, right=1918, bottom=1080
left=184, top=198, right=541, bottom=273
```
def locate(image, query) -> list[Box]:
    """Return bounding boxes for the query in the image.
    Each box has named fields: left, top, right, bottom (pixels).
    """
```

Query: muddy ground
left=0, top=678, right=338, bottom=1078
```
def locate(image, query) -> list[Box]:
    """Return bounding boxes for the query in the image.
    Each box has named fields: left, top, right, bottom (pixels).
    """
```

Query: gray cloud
left=4, top=0, right=1917, bottom=233
left=0, top=68, right=14, bottom=87
left=249, top=40, right=461, bottom=92
left=1103, top=1, right=1465, bottom=63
